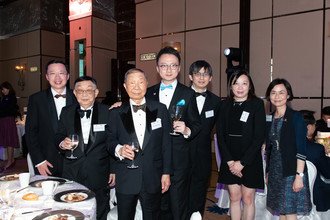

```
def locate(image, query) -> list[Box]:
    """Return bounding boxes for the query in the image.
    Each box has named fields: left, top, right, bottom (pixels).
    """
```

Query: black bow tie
left=195, top=92, right=207, bottom=97
left=132, top=104, right=146, bottom=113
left=78, top=109, right=92, bottom=118
left=54, top=94, right=66, bottom=98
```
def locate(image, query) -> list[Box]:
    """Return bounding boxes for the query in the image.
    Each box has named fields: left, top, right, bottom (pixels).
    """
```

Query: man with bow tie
left=187, top=60, right=221, bottom=217
left=55, top=76, right=115, bottom=220
left=26, top=60, right=77, bottom=177
left=146, top=47, right=201, bottom=220
left=109, top=68, right=172, bottom=220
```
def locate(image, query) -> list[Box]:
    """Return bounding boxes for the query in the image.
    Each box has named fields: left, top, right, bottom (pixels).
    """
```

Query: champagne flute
left=169, top=105, right=183, bottom=136
left=127, top=141, right=140, bottom=169
left=67, top=134, right=79, bottom=159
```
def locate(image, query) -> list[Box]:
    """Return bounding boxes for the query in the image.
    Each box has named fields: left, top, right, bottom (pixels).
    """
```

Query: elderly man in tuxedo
left=109, top=68, right=172, bottom=220
left=55, top=76, right=115, bottom=220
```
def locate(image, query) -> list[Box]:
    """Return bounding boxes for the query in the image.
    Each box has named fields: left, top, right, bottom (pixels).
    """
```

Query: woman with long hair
left=216, top=70, right=266, bottom=220
left=0, top=81, right=19, bottom=172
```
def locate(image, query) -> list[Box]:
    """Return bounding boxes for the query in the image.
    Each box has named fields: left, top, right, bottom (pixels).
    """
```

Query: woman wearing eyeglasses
left=216, top=70, right=266, bottom=220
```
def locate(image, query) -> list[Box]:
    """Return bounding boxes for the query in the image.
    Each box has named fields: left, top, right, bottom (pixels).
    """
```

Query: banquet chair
left=296, top=160, right=321, bottom=220
left=257, top=161, right=319, bottom=220
left=27, top=153, right=35, bottom=176
left=190, top=211, right=202, bottom=220
left=214, top=134, right=230, bottom=209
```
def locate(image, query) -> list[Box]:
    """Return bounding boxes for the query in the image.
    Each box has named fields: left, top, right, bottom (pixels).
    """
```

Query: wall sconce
left=162, top=41, right=181, bottom=52
left=15, top=65, right=26, bottom=91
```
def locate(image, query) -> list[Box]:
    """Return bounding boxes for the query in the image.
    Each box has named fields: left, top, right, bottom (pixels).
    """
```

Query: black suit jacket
left=25, top=88, right=76, bottom=176
left=190, top=91, right=221, bottom=174
left=146, top=82, right=201, bottom=152
left=217, top=97, right=265, bottom=165
left=306, top=140, right=330, bottom=212
left=109, top=99, right=172, bottom=194
left=55, top=102, right=112, bottom=191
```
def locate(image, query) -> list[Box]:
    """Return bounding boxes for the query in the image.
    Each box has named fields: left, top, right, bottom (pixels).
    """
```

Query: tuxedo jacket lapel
left=120, top=104, right=139, bottom=143
left=151, top=84, right=160, bottom=102
left=85, top=104, right=98, bottom=154
left=142, top=104, right=158, bottom=150
left=46, top=89, right=59, bottom=133
left=74, top=107, right=85, bottom=155
left=169, top=83, right=183, bottom=109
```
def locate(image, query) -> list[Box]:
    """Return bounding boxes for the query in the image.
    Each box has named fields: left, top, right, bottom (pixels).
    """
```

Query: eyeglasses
left=193, top=72, right=210, bottom=78
left=158, top=64, right=179, bottom=71
left=47, top=72, right=68, bottom=77
left=75, top=89, right=95, bottom=95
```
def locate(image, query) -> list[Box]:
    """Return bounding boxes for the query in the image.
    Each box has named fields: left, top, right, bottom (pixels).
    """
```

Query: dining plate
left=0, top=173, right=19, bottom=181
left=32, top=209, right=84, bottom=220
left=53, top=189, right=95, bottom=203
left=29, top=178, right=67, bottom=187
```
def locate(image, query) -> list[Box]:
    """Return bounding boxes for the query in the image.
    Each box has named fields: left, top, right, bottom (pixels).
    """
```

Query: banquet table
left=0, top=175, right=97, bottom=220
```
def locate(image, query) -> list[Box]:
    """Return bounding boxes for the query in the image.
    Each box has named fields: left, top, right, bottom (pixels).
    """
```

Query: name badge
left=205, top=110, right=214, bottom=118
left=151, top=118, right=162, bottom=130
left=93, top=124, right=106, bottom=132
left=240, top=111, right=249, bottom=122
left=266, top=115, right=273, bottom=122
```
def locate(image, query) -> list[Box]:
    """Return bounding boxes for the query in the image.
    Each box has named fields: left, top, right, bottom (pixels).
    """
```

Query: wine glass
left=169, top=105, right=183, bottom=136
left=67, top=134, right=79, bottom=159
left=127, top=141, right=140, bottom=169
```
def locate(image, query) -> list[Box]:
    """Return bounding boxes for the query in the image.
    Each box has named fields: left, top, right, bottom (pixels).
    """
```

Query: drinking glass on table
left=170, top=105, right=183, bottom=136
left=67, top=134, right=79, bottom=159
left=127, top=141, right=140, bottom=169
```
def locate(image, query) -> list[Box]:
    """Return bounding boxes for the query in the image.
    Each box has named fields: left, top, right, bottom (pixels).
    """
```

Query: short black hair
left=74, top=76, right=97, bottom=87
left=228, top=69, right=256, bottom=100
left=265, top=78, right=294, bottom=101
left=189, top=60, right=213, bottom=76
left=156, top=46, right=181, bottom=64
left=46, top=60, right=68, bottom=74
left=321, top=106, right=330, bottom=116
left=299, top=110, right=316, bottom=125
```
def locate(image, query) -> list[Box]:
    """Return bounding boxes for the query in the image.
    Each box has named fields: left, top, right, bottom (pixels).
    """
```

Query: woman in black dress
left=265, top=78, right=311, bottom=219
left=0, top=81, right=19, bottom=172
left=217, top=70, right=266, bottom=220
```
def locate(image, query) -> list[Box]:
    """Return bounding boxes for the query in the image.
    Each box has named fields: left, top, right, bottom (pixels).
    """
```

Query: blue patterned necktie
left=160, top=83, right=173, bottom=91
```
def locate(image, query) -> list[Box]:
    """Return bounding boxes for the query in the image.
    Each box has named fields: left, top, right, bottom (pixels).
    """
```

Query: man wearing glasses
left=26, top=60, right=76, bottom=177
left=55, top=76, right=115, bottom=220
left=146, top=47, right=201, bottom=220
left=187, top=60, right=221, bottom=217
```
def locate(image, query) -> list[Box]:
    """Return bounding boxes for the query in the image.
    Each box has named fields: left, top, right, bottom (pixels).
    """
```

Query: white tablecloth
left=0, top=175, right=96, bottom=220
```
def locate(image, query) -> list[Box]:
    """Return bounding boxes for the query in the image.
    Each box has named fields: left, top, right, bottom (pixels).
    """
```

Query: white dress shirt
left=159, top=80, right=177, bottom=109
left=115, top=98, right=147, bottom=160
left=51, top=87, right=67, bottom=119
left=191, top=85, right=206, bottom=114
left=80, top=106, right=93, bottom=144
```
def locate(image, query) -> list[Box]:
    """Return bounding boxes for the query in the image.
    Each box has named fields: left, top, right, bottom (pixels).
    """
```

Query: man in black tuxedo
left=26, top=60, right=76, bottom=177
left=187, top=60, right=221, bottom=217
left=55, top=76, right=115, bottom=220
left=109, top=68, right=172, bottom=220
left=146, top=47, right=201, bottom=220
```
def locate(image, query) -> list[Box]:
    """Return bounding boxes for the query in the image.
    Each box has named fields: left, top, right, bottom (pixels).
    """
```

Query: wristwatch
left=296, top=172, right=304, bottom=177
